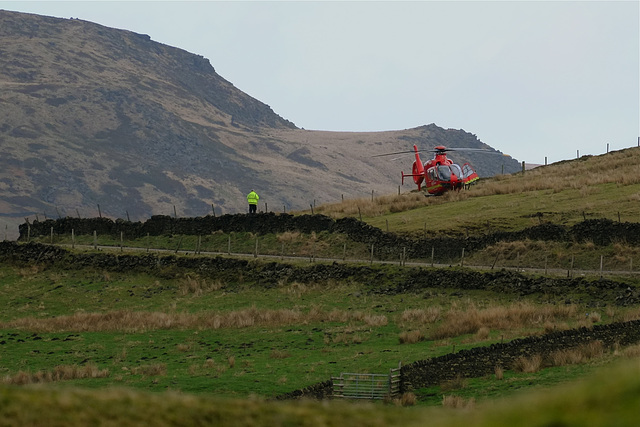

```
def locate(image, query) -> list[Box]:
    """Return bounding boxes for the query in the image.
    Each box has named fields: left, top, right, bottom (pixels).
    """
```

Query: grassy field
left=4, top=358, right=639, bottom=427
left=314, top=147, right=640, bottom=235
left=31, top=148, right=640, bottom=273
left=2, top=148, right=640, bottom=425
left=1, top=261, right=640, bottom=401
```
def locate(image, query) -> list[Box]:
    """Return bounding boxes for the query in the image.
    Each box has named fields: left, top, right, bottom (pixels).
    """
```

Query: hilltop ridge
left=0, top=9, right=521, bottom=239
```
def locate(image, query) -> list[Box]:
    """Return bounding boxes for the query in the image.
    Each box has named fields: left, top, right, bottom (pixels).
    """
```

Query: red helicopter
left=374, top=145, right=500, bottom=196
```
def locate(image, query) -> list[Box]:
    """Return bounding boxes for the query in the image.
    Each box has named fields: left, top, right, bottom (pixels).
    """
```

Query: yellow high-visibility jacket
left=247, top=191, right=259, bottom=205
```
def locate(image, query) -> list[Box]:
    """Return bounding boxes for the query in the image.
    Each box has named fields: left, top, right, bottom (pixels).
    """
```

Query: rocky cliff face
left=0, top=10, right=521, bottom=238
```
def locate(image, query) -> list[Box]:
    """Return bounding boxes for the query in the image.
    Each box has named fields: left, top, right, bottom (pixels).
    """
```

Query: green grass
left=3, top=149, right=640, bottom=424
left=1, top=358, right=639, bottom=426
left=364, top=182, right=640, bottom=237
left=0, top=262, right=637, bottom=401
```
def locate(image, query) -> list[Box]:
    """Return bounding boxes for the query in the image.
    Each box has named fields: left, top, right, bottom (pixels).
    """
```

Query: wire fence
left=26, top=227, right=640, bottom=279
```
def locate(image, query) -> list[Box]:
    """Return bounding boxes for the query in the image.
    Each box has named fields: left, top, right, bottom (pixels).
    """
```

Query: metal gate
left=332, top=367, right=401, bottom=399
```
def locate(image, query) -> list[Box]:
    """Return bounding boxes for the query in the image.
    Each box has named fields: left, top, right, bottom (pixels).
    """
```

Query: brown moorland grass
left=513, top=341, right=606, bottom=374
left=131, top=364, right=167, bottom=377
left=308, top=147, right=640, bottom=222
left=442, top=394, right=475, bottom=409
left=0, top=306, right=388, bottom=333
left=3, top=363, right=109, bottom=385
left=399, top=307, right=442, bottom=325
left=513, top=354, right=543, bottom=373
left=430, top=302, right=578, bottom=340
left=549, top=341, right=605, bottom=367
left=399, top=330, right=425, bottom=344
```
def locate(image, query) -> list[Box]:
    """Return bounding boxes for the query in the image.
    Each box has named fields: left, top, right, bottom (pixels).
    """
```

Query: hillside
left=0, top=10, right=520, bottom=239
left=1, top=130, right=640, bottom=424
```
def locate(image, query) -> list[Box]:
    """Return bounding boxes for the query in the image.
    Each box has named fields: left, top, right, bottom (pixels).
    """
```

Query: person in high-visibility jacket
left=247, top=189, right=259, bottom=214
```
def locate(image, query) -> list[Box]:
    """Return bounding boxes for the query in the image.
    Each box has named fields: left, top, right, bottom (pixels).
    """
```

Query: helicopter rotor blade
left=440, top=147, right=511, bottom=156
left=373, top=146, right=511, bottom=158
left=371, top=150, right=416, bottom=158
left=389, top=153, right=417, bottom=161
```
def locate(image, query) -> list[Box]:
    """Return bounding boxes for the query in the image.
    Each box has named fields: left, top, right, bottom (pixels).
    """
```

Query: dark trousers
left=249, top=204, right=257, bottom=214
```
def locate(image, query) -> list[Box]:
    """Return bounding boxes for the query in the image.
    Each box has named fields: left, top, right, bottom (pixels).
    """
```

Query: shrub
left=399, top=330, right=425, bottom=344
left=513, top=354, right=543, bottom=373
left=494, top=365, right=504, bottom=380
left=442, top=395, right=475, bottom=409
left=400, top=392, right=417, bottom=406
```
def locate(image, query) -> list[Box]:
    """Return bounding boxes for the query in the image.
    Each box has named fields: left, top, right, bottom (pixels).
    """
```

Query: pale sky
left=2, top=0, right=639, bottom=163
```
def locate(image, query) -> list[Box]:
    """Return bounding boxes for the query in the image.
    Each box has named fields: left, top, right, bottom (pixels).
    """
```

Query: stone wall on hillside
left=399, top=319, right=640, bottom=392
left=1, top=240, right=639, bottom=401
left=19, top=215, right=640, bottom=263
left=1, top=241, right=638, bottom=307
left=275, top=319, right=640, bottom=400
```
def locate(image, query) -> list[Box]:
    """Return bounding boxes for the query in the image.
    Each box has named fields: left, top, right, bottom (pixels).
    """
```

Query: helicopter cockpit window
left=450, top=164, right=462, bottom=178
left=427, top=167, right=438, bottom=181
left=437, top=165, right=452, bottom=180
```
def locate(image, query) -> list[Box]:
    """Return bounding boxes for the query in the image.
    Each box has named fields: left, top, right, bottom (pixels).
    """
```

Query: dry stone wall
left=1, top=241, right=639, bottom=401
left=399, top=319, right=640, bottom=392
left=1, top=241, right=639, bottom=307
left=18, top=215, right=640, bottom=262
left=274, top=319, right=640, bottom=400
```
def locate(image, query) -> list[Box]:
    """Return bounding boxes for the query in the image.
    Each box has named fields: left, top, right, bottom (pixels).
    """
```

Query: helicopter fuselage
left=401, top=145, right=479, bottom=195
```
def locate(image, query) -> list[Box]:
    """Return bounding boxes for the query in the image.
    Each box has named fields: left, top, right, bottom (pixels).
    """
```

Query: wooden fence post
left=93, top=230, right=97, bottom=250
left=120, top=231, right=124, bottom=252
left=254, top=236, right=258, bottom=258
left=50, top=226, right=54, bottom=244
left=568, top=255, right=574, bottom=278
left=491, top=253, right=500, bottom=270
left=71, top=229, right=75, bottom=249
